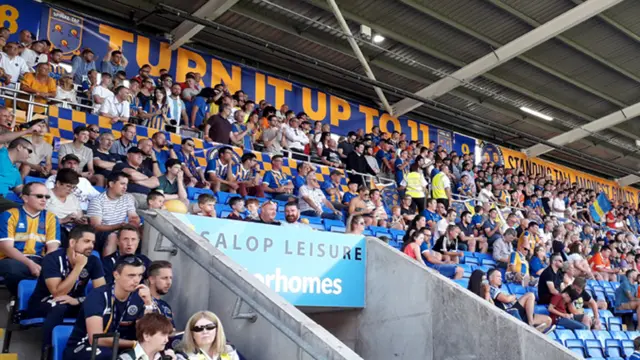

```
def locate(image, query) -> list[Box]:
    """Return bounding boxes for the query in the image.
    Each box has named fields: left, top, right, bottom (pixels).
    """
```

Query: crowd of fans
left=3, top=25, right=640, bottom=359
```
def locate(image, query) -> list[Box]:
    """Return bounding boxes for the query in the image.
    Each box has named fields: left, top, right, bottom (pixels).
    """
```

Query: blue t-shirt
left=263, top=170, right=291, bottom=190
left=0, top=147, right=22, bottom=197
left=529, top=257, right=545, bottom=278
left=615, top=276, right=636, bottom=308
left=293, top=175, right=305, bottom=196
left=394, top=158, right=407, bottom=185
left=190, top=96, right=209, bottom=127
left=231, top=123, right=253, bottom=150
left=102, top=252, right=151, bottom=284
left=29, top=249, right=104, bottom=307
left=483, top=220, right=501, bottom=242
left=154, top=149, right=172, bottom=174
left=343, top=192, right=357, bottom=205
left=205, top=159, right=235, bottom=180
left=375, top=149, right=391, bottom=168
left=66, top=284, right=145, bottom=349
left=422, top=209, right=442, bottom=226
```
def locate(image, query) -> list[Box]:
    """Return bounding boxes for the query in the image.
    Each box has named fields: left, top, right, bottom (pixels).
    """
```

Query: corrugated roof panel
left=498, top=0, right=574, bottom=23
left=603, top=0, right=640, bottom=36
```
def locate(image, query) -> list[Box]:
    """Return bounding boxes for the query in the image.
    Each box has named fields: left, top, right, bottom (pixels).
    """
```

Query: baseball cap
left=61, top=154, right=80, bottom=164
left=127, top=147, right=144, bottom=154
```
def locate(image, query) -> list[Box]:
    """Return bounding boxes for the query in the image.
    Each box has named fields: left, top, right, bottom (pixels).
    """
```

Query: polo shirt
left=0, top=147, right=21, bottom=196
left=0, top=207, right=60, bottom=259
left=421, top=209, right=442, bottom=226
left=205, top=159, right=235, bottom=179
left=157, top=175, right=178, bottom=195
left=59, top=143, right=93, bottom=170
left=87, top=192, right=136, bottom=226
left=112, top=162, right=154, bottom=194
left=263, top=169, right=291, bottom=189
left=65, top=284, right=145, bottom=350
left=343, top=192, right=358, bottom=206
left=99, top=97, right=130, bottom=119
left=109, top=139, right=135, bottom=159
left=0, top=53, right=30, bottom=85
left=28, top=248, right=104, bottom=307
left=191, top=96, right=209, bottom=127
left=102, top=252, right=151, bottom=284
left=321, top=180, right=340, bottom=202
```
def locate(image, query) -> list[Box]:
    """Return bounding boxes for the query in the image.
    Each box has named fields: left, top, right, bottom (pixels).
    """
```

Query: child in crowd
left=245, top=198, right=260, bottom=221
left=196, top=193, right=217, bottom=217
left=147, top=190, right=165, bottom=210
left=389, top=205, right=406, bottom=230
left=227, top=196, right=245, bottom=220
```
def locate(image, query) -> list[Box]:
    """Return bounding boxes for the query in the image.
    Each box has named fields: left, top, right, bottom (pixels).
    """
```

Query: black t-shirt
left=207, top=114, right=232, bottom=144
left=538, top=267, right=563, bottom=305
left=137, top=92, right=151, bottom=110
left=112, top=162, right=154, bottom=194
left=93, top=149, right=121, bottom=176
left=322, top=148, right=341, bottom=164
left=400, top=204, right=417, bottom=216
left=459, top=222, right=474, bottom=237
left=433, top=235, right=456, bottom=254
left=338, top=142, right=354, bottom=159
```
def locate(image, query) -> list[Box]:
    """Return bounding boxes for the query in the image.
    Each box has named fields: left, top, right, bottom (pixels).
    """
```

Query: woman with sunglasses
left=347, top=215, right=366, bottom=235
left=177, top=311, right=239, bottom=360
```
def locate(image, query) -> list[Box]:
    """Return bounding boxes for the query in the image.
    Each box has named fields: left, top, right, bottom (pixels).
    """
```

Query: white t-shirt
left=92, top=85, right=114, bottom=114
left=435, top=218, right=450, bottom=240
left=552, top=198, right=566, bottom=218
left=56, top=86, right=77, bottom=108
left=0, top=53, right=30, bottom=85
left=100, top=96, right=130, bottom=119
left=27, top=140, right=52, bottom=166
left=478, top=188, right=493, bottom=204
left=46, top=190, right=82, bottom=219
left=45, top=175, right=100, bottom=211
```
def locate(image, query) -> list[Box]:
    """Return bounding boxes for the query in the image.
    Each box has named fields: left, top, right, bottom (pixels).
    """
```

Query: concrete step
left=0, top=290, right=41, bottom=360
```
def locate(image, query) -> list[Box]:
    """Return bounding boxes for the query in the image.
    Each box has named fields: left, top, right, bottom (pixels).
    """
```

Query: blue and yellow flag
left=590, top=192, right=612, bottom=223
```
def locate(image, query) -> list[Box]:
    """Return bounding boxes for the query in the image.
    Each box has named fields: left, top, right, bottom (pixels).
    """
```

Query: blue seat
left=474, top=252, right=493, bottom=261
left=599, top=310, right=614, bottom=320
left=585, top=339, right=604, bottom=358
left=622, top=339, right=634, bottom=358
left=17, top=280, right=76, bottom=326
left=555, top=329, right=576, bottom=344
left=453, top=279, right=469, bottom=288
left=608, top=317, right=623, bottom=332
left=627, top=331, right=640, bottom=340
left=477, top=265, right=493, bottom=273
left=93, top=185, right=105, bottom=193
left=362, top=229, right=373, bottom=236
left=186, top=187, right=214, bottom=201
left=480, top=258, right=497, bottom=268
left=608, top=330, right=628, bottom=341
left=565, top=339, right=585, bottom=357
left=301, top=215, right=323, bottom=225
left=25, top=176, right=46, bottom=184
left=507, top=284, right=526, bottom=296
left=459, top=264, right=474, bottom=278
left=465, top=257, right=479, bottom=266
left=323, top=219, right=346, bottom=233
left=574, top=329, right=595, bottom=341
left=605, top=339, right=624, bottom=358
left=220, top=210, right=232, bottom=218
left=592, top=330, right=612, bottom=348
left=389, top=229, right=405, bottom=242
left=308, top=223, right=325, bottom=231
left=534, top=305, right=549, bottom=315
left=52, top=325, right=73, bottom=360
left=547, top=331, right=557, bottom=340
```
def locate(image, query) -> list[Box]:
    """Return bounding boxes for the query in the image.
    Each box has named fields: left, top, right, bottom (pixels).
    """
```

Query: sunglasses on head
left=191, top=324, right=217, bottom=333
left=120, top=255, right=143, bottom=266
left=30, top=194, right=50, bottom=199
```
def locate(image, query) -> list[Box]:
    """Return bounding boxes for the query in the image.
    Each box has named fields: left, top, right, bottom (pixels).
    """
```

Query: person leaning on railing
left=19, top=62, right=56, bottom=114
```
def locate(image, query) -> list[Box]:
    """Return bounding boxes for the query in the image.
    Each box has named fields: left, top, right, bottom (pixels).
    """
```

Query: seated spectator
left=245, top=198, right=260, bottom=221
left=482, top=208, right=503, bottom=248
left=529, top=245, right=548, bottom=278
left=0, top=106, right=16, bottom=135
left=468, top=269, right=491, bottom=301
left=348, top=186, right=374, bottom=226
left=262, top=155, right=293, bottom=201
left=282, top=202, right=312, bottom=228
left=206, top=146, right=238, bottom=193
left=59, top=126, right=94, bottom=177
left=322, top=171, right=345, bottom=209
left=538, top=253, right=564, bottom=305
left=506, top=237, right=536, bottom=286
left=146, top=260, right=175, bottom=324
left=20, top=62, right=56, bottom=114
left=88, top=171, right=140, bottom=256
left=487, top=269, right=553, bottom=333
left=548, top=287, right=587, bottom=330
left=226, top=197, right=245, bottom=220
left=299, top=174, right=342, bottom=220
left=369, top=189, right=388, bottom=227
left=293, top=162, right=312, bottom=195
left=157, top=158, right=187, bottom=203
left=62, top=255, right=150, bottom=360
left=235, top=153, right=264, bottom=198
left=92, top=132, right=121, bottom=186
left=435, top=208, right=456, bottom=243
left=146, top=191, right=165, bottom=210
left=194, top=193, right=216, bottom=218
left=458, top=210, right=487, bottom=253
left=176, top=138, right=208, bottom=188
left=402, top=230, right=424, bottom=261
left=26, top=225, right=105, bottom=350
left=342, top=181, right=359, bottom=209
left=564, top=275, right=603, bottom=330
left=55, top=74, right=77, bottom=108
left=91, top=72, right=114, bottom=114
left=518, top=222, right=542, bottom=252
left=399, top=194, right=417, bottom=223
left=45, top=154, right=100, bottom=211
left=176, top=311, right=240, bottom=360
left=19, top=120, right=52, bottom=178
left=421, top=198, right=441, bottom=232
left=113, top=147, right=160, bottom=204
left=389, top=206, right=406, bottom=230
left=150, top=132, right=176, bottom=174
left=100, top=49, right=128, bottom=77
left=46, top=168, right=85, bottom=232
left=254, top=201, right=280, bottom=226
left=0, top=181, right=61, bottom=296
left=71, top=48, right=96, bottom=84
left=117, top=313, right=176, bottom=360
left=100, top=85, right=131, bottom=124
left=102, top=225, right=151, bottom=283
left=589, top=245, right=619, bottom=281
left=419, top=227, right=464, bottom=279
left=433, top=224, right=463, bottom=263
left=0, top=42, right=30, bottom=87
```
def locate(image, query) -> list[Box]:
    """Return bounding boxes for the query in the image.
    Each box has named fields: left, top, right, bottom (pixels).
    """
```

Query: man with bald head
left=137, top=138, right=162, bottom=177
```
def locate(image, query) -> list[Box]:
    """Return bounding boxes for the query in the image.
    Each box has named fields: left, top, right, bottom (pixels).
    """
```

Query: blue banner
left=1, top=0, right=43, bottom=43
left=453, top=133, right=476, bottom=155
left=173, top=214, right=366, bottom=308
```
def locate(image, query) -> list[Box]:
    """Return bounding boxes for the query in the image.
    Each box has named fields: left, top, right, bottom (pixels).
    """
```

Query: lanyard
left=62, top=253, right=81, bottom=294
left=103, top=285, right=133, bottom=333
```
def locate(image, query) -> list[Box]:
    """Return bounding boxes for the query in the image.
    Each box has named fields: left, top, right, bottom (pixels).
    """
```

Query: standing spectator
left=157, top=158, right=187, bottom=203
left=20, top=62, right=56, bottom=114
left=91, top=72, right=114, bottom=114
left=19, top=121, right=52, bottom=178
left=0, top=182, right=60, bottom=295
left=0, top=106, right=16, bottom=135
left=338, top=131, right=356, bottom=161
left=143, top=87, right=170, bottom=130
left=538, top=253, right=564, bottom=305
left=177, top=311, right=240, bottom=360
left=100, top=85, right=131, bottom=124
left=20, top=40, right=46, bottom=69
left=110, top=123, right=137, bottom=158
left=261, top=155, right=293, bottom=201
left=299, top=174, right=342, bottom=220
left=346, top=142, right=374, bottom=186
left=375, top=140, right=393, bottom=174
left=321, top=138, right=343, bottom=168
left=402, top=162, right=428, bottom=213
left=55, top=74, right=77, bottom=108
left=136, top=77, right=154, bottom=112
left=100, top=49, right=128, bottom=77
left=45, top=154, right=100, bottom=210
left=102, top=225, right=151, bottom=283
left=18, top=30, right=33, bottom=48
left=92, top=133, right=121, bottom=186
left=190, top=88, right=217, bottom=129
left=116, top=313, right=176, bottom=360
left=235, top=153, right=264, bottom=197
left=87, top=172, right=140, bottom=256
left=62, top=256, right=151, bottom=360
left=58, top=126, right=94, bottom=177
left=204, top=104, right=231, bottom=143
left=285, top=117, right=309, bottom=154
left=71, top=48, right=96, bottom=84
left=131, top=64, right=154, bottom=85
left=261, top=115, right=286, bottom=155
left=176, top=138, right=208, bottom=188
left=26, top=225, right=105, bottom=350
left=81, top=70, right=98, bottom=103
left=48, top=48, right=67, bottom=81
left=231, top=110, right=254, bottom=150
left=168, top=83, right=188, bottom=125
left=431, top=164, right=452, bottom=209
left=0, top=42, right=30, bottom=86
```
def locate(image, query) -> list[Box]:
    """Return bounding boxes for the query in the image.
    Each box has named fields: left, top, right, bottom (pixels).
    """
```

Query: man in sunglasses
left=0, top=182, right=61, bottom=295
left=26, top=224, right=106, bottom=351
left=0, top=137, right=37, bottom=197
left=63, top=255, right=154, bottom=360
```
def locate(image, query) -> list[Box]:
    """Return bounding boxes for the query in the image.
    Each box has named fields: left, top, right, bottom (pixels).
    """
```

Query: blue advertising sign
left=1, top=0, right=43, bottom=43
left=453, top=133, right=476, bottom=155
left=173, top=214, right=366, bottom=308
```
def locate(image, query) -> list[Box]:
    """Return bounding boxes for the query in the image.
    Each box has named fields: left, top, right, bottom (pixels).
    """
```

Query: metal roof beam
left=524, top=101, right=640, bottom=158
left=570, top=0, right=640, bottom=44
left=391, top=0, right=624, bottom=117
left=400, top=0, right=628, bottom=108
left=324, top=0, right=392, bottom=114
left=169, top=0, right=239, bottom=50
left=488, top=0, right=640, bottom=84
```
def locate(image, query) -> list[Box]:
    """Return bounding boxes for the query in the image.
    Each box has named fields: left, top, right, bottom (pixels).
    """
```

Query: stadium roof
left=57, top=0, right=640, bottom=181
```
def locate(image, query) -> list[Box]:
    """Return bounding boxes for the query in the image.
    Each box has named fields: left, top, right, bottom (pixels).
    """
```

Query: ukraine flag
left=589, top=192, right=612, bottom=223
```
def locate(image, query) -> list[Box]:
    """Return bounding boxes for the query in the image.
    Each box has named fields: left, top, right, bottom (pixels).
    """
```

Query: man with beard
left=147, top=260, right=175, bottom=326
left=283, top=202, right=311, bottom=228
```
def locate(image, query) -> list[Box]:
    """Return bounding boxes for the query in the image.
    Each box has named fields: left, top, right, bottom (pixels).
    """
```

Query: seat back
left=622, top=339, right=634, bottom=358
left=592, top=331, right=611, bottom=348
left=52, top=325, right=73, bottom=360
left=574, top=329, right=595, bottom=341
left=609, top=331, right=628, bottom=341
left=605, top=339, right=623, bottom=358
left=555, top=329, right=576, bottom=343
left=17, top=279, right=37, bottom=312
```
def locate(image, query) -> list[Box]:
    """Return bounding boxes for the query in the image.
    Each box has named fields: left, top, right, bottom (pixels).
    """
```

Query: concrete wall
left=141, top=210, right=362, bottom=360
left=310, top=239, right=579, bottom=360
